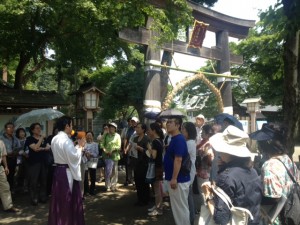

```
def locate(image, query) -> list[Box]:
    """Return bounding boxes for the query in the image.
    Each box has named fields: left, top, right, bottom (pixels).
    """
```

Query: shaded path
left=0, top=171, right=175, bottom=225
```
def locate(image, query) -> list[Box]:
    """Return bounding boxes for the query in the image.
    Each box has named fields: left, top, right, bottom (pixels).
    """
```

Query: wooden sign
left=188, top=20, right=209, bottom=48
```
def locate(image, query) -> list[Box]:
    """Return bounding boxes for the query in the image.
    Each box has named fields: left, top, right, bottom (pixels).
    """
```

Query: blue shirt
left=0, top=134, right=21, bottom=154
left=163, top=133, right=190, bottom=183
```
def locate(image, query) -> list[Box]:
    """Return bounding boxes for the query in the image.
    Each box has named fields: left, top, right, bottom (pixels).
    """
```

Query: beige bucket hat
left=209, top=125, right=251, bottom=158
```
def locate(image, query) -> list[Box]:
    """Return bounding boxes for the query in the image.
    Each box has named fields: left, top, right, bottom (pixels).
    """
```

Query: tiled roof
left=0, top=88, right=68, bottom=107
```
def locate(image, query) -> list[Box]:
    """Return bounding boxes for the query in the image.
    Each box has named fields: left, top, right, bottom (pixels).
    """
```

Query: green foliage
left=230, top=7, right=285, bottom=106
left=175, top=61, right=219, bottom=119
left=144, top=1, right=193, bottom=45
left=281, top=0, right=300, bottom=38
left=26, top=66, right=57, bottom=91
left=188, top=0, right=218, bottom=7
left=0, top=0, right=193, bottom=88
left=93, top=45, right=145, bottom=120
left=100, top=68, right=145, bottom=120
left=0, top=0, right=224, bottom=121
left=90, top=66, right=117, bottom=92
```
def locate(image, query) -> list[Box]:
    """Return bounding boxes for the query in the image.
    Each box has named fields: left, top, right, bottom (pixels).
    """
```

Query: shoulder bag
left=277, top=158, right=300, bottom=225
left=199, top=186, right=254, bottom=225
left=145, top=156, right=156, bottom=184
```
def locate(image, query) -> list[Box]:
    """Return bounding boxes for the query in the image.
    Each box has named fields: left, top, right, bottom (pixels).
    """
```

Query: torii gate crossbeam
left=119, top=0, right=255, bottom=115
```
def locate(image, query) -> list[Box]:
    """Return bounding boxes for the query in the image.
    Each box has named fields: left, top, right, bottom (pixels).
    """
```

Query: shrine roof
left=0, top=87, right=68, bottom=108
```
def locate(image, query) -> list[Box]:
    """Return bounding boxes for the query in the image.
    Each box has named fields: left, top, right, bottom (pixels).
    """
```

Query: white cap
left=196, top=114, right=205, bottom=120
left=131, top=117, right=139, bottom=123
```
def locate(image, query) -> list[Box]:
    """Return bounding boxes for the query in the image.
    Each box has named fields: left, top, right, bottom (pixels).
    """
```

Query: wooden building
left=0, top=80, right=67, bottom=134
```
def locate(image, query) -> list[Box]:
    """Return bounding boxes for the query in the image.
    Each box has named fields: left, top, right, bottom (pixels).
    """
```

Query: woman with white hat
left=201, top=125, right=262, bottom=225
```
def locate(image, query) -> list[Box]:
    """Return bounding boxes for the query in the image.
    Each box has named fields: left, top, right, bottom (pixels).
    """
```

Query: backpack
left=277, top=159, right=300, bottom=225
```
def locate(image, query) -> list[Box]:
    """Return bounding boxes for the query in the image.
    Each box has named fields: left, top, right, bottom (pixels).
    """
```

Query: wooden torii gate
left=119, top=0, right=255, bottom=115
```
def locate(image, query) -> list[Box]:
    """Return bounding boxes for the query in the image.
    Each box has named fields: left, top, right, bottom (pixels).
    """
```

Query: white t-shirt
left=187, top=139, right=196, bottom=183
left=196, top=126, right=202, bottom=146
left=129, top=133, right=138, bottom=158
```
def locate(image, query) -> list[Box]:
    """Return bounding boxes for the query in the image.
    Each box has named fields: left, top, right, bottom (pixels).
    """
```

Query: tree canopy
left=0, top=0, right=193, bottom=89
left=230, top=7, right=285, bottom=106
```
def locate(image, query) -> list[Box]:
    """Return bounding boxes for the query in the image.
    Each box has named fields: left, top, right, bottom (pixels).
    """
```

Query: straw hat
left=209, top=125, right=251, bottom=158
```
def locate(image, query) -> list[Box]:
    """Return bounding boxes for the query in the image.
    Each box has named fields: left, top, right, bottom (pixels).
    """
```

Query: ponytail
left=150, top=122, right=164, bottom=140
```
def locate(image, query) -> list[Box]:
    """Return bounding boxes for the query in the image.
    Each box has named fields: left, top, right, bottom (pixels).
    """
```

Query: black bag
left=171, top=151, right=191, bottom=176
left=97, top=157, right=105, bottom=168
left=277, top=159, right=300, bottom=225
left=180, top=152, right=191, bottom=175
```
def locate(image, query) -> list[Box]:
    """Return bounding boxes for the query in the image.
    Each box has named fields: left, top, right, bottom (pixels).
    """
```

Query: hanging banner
left=188, top=20, right=209, bottom=48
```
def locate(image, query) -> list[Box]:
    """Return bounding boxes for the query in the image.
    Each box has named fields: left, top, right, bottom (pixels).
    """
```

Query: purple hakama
left=48, top=164, right=85, bottom=225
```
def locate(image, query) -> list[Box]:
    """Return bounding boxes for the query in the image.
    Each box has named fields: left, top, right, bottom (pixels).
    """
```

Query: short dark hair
left=229, top=155, right=252, bottom=169
left=137, top=123, right=147, bottom=134
left=4, top=122, right=14, bottom=129
left=16, top=127, right=26, bottom=139
left=202, top=124, right=214, bottom=138
left=155, top=119, right=163, bottom=128
left=169, top=116, right=183, bottom=130
left=52, top=126, right=58, bottom=135
left=56, top=116, right=72, bottom=132
left=29, top=123, right=41, bottom=135
left=182, top=122, right=197, bottom=140
left=86, top=131, right=94, bottom=137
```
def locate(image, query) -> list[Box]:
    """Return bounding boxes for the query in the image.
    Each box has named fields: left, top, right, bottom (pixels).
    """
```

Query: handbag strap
left=153, top=138, right=163, bottom=148
left=213, top=186, right=233, bottom=208
left=212, top=186, right=254, bottom=220
left=276, top=158, right=298, bottom=185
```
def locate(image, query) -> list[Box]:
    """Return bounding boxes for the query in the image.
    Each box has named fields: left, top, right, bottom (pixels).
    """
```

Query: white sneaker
left=148, top=205, right=156, bottom=212
left=148, top=209, right=163, bottom=216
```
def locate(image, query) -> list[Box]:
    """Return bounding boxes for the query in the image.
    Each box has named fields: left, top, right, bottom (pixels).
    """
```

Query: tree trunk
left=282, top=0, right=300, bottom=156
left=14, top=52, right=30, bottom=90
left=2, top=65, right=8, bottom=82
left=283, top=30, right=300, bottom=156
left=135, top=104, right=144, bottom=122
left=2, top=51, right=9, bottom=82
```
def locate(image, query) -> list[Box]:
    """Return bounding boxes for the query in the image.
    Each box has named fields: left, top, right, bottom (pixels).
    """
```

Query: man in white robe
left=48, top=116, right=86, bottom=225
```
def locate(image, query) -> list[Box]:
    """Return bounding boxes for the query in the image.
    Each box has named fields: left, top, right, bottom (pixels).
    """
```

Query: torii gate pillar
left=144, top=18, right=161, bottom=113
left=216, top=30, right=233, bottom=114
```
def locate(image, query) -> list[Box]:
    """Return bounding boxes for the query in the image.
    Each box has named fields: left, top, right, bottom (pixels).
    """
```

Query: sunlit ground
left=0, top=170, right=178, bottom=225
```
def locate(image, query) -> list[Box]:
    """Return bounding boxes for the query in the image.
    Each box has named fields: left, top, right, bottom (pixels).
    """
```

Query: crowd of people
left=0, top=113, right=298, bottom=225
